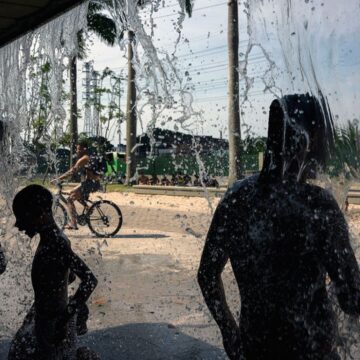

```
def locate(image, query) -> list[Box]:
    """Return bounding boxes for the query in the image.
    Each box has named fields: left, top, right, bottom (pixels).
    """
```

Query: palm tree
left=125, top=29, right=137, bottom=184
left=332, top=120, right=360, bottom=177
left=70, top=1, right=193, bottom=181
left=69, top=1, right=116, bottom=165
left=227, top=0, right=243, bottom=186
left=124, top=1, right=194, bottom=184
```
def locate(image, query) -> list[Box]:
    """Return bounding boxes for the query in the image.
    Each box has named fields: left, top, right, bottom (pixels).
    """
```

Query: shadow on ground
left=72, top=233, right=170, bottom=239
left=107, top=234, right=170, bottom=239
left=0, top=322, right=225, bottom=360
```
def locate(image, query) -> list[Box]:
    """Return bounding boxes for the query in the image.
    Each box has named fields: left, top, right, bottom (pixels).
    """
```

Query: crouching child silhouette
left=9, top=185, right=99, bottom=359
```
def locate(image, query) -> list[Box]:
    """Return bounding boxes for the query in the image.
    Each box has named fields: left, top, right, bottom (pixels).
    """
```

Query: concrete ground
left=2, top=189, right=360, bottom=359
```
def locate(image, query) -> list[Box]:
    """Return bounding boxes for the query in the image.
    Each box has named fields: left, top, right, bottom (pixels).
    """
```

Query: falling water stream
left=0, top=0, right=359, bottom=358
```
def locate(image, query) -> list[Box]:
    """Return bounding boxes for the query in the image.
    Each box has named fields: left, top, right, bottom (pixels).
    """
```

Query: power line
left=181, top=55, right=268, bottom=73
left=154, top=2, right=227, bottom=20
left=152, top=0, right=221, bottom=11
left=194, top=91, right=271, bottom=103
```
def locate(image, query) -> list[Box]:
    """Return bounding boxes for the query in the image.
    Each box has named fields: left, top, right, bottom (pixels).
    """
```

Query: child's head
left=262, top=93, right=334, bottom=182
left=13, top=185, right=54, bottom=237
left=76, top=139, right=88, bottom=157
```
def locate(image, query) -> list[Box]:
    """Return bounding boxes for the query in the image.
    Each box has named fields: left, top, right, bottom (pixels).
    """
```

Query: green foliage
left=105, top=183, right=130, bottom=192
left=329, top=120, right=360, bottom=177
left=40, top=62, right=51, bottom=73
left=25, top=57, right=54, bottom=148
left=136, top=152, right=259, bottom=177
left=242, top=135, right=266, bottom=154
left=87, top=1, right=117, bottom=46
left=58, top=132, right=71, bottom=147
left=88, top=68, right=123, bottom=137
left=78, top=133, right=114, bottom=154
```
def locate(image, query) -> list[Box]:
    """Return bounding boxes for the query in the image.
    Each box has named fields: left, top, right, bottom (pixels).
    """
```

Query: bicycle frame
left=54, top=184, right=94, bottom=220
left=53, top=181, right=122, bottom=236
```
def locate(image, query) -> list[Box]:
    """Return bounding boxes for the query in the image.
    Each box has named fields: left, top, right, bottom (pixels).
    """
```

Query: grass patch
left=104, top=183, right=132, bottom=192
left=19, top=177, right=51, bottom=187
left=19, top=177, right=133, bottom=193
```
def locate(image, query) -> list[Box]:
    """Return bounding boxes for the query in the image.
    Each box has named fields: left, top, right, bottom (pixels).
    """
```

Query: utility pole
left=118, top=74, right=122, bottom=151
left=227, top=0, right=243, bottom=186
left=70, top=56, right=78, bottom=167
left=92, top=70, right=100, bottom=138
left=82, top=61, right=93, bottom=136
left=126, top=30, right=137, bottom=184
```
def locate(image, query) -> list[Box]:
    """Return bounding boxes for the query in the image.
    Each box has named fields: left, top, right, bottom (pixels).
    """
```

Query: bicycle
left=52, top=181, right=123, bottom=237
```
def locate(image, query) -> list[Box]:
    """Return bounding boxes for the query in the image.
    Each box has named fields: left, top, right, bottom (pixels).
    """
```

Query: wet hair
left=77, top=138, right=88, bottom=149
left=261, top=93, right=335, bottom=182
left=13, top=185, right=53, bottom=219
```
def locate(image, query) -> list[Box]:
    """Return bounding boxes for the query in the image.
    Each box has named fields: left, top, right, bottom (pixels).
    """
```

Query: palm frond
left=331, top=120, right=360, bottom=177
left=87, top=13, right=117, bottom=46
left=77, top=30, right=87, bottom=60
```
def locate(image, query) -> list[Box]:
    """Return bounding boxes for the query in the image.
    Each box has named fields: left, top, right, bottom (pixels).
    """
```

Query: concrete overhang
left=0, top=0, right=86, bottom=49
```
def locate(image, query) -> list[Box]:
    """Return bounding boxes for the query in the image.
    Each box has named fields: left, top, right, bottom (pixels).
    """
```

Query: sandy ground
left=1, top=191, right=360, bottom=358
left=67, top=192, right=240, bottom=349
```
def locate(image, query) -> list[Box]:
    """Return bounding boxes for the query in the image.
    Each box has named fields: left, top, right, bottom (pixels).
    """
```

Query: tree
left=91, top=67, right=124, bottom=140
left=227, top=0, right=243, bottom=186
left=78, top=132, right=114, bottom=154
left=123, top=1, right=193, bottom=184
left=331, top=120, right=360, bottom=177
left=73, top=1, right=193, bottom=183
left=69, top=1, right=117, bottom=165
left=84, top=1, right=195, bottom=184
left=125, top=30, right=137, bottom=184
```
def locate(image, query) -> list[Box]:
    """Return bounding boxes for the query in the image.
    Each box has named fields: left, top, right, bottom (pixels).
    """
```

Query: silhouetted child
left=176, top=172, right=185, bottom=186
left=161, top=175, right=170, bottom=186
left=149, top=174, right=159, bottom=185
left=138, top=173, right=149, bottom=185
left=9, top=185, right=98, bottom=359
left=170, top=174, right=178, bottom=186
left=198, top=94, right=360, bottom=360
left=183, top=173, right=192, bottom=186
left=193, top=174, right=201, bottom=187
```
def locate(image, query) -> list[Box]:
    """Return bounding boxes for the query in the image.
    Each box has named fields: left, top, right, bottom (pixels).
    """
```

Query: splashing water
left=0, top=0, right=199, bottom=338
left=240, top=1, right=360, bottom=357
left=0, top=3, right=89, bottom=336
left=0, top=0, right=359, bottom=357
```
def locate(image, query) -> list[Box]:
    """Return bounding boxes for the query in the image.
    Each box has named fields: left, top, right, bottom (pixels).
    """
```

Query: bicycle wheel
left=53, top=202, right=68, bottom=229
left=87, top=200, right=123, bottom=237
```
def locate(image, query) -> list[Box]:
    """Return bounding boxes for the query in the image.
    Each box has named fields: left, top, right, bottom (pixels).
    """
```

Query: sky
left=76, top=0, right=360, bottom=146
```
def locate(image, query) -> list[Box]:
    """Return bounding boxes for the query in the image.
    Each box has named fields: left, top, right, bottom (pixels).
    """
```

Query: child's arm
left=66, top=249, right=98, bottom=316
left=55, top=155, right=89, bottom=181
left=317, top=192, right=360, bottom=315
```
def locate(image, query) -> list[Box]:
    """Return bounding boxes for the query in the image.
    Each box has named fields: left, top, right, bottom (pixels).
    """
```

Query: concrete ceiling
left=0, top=0, right=86, bottom=48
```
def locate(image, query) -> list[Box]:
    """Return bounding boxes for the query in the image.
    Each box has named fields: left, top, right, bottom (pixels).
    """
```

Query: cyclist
left=53, top=139, right=102, bottom=230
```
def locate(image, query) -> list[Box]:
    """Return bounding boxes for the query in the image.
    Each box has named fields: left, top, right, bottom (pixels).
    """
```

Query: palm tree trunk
left=227, top=0, right=243, bottom=186
left=70, top=56, right=78, bottom=167
left=126, top=31, right=137, bottom=185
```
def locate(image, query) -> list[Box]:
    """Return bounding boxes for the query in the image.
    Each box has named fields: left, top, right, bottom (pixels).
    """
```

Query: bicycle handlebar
left=52, top=179, right=64, bottom=190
